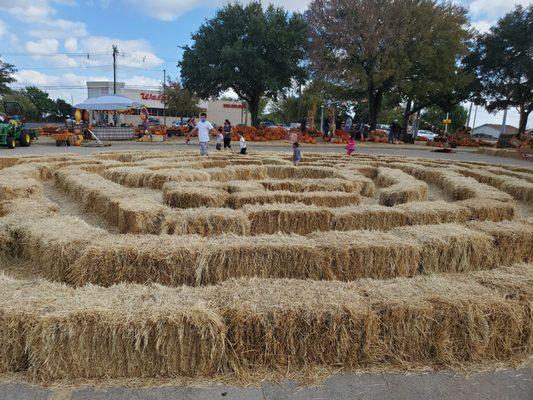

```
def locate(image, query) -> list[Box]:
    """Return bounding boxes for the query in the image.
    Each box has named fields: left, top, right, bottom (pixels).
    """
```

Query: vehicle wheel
left=56, top=140, right=61, bottom=147
left=19, top=132, right=31, bottom=147
left=7, top=136, right=15, bottom=149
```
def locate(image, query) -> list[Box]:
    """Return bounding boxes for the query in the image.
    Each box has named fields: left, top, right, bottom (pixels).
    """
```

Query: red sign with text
left=140, top=93, right=163, bottom=101
left=223, top=103, right=246, bottom=109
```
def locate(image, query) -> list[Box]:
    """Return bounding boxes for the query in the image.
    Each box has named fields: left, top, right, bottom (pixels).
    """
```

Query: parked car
left=416, top=130, right=437, bottom=141
left=259, top=120, right=276, bottom=128
left=289, top=122, right=301, bottom=129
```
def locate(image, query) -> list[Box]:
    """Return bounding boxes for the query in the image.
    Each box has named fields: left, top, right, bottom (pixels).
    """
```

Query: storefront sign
left=223, top=103, right=246, bottom=109
left=140, top=93, right=163, bottom=101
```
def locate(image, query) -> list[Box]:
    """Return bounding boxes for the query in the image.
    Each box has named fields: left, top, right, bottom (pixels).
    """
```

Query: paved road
left=0, top=138, right=531, bottom=167
left=2, top=368, right=532, bottom=400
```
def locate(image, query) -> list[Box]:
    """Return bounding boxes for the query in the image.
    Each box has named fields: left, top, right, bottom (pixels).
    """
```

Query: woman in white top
left=190, top=112, right=218, bottom=156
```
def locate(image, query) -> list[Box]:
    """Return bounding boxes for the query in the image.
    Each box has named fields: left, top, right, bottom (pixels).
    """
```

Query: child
left=292, top=142, right=301, bottom=166
left=346, top=135, right=356, bottom=156
left=216, top=129, right=223, bottom=150
left=239, top=133, right=247, bottom=155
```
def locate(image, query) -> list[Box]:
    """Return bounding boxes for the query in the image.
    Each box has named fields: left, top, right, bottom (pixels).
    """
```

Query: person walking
left=216, top=128, right=223, bottom=150
left=190, top=113, right=217, bottom=156
left=239, top=132, right=247, bottom=155
left=346, top=134, right=356, bottom=155
left=388, top=122, right=396, bottom=144
left=223, top=119, right=233, bottom=150
left=292, top=142, right=302, bottom=166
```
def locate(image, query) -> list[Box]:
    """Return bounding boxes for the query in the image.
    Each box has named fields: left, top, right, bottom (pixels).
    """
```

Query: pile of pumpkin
left=366, top=130, right=389, bottom=143
left=231, top=126, right=288, bottom=142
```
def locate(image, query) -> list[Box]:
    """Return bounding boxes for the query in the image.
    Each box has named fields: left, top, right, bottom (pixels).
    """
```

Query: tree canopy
left=179, top=1, right=307, bottom=126
left=0, top=57, right=16, bottom=95
left=163, top=79, right=200, bottom=118
left=421, top=104, right=468, bottom=133
left=306, top=0, right=472, bottom=130
left=466, top=5, right=533, bottom=133
left=21, top=86, right=56, bottom=117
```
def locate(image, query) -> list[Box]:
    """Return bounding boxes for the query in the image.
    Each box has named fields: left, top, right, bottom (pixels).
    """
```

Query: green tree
left=395, top=3, right=472, bottom=132
left=21, top=86, right=56, bottom=118
left=0, top=57, right=16, bottom=95
left=163, top=79, right=200, bottom=118
left=306, top=0, right=471, bottom=130
left=466, top=5, right=532, bottom=133
left=55, top=98, right=73, bottom=118
left=420, top=104, right=467, bottom=133
left=179, top=2, right=307, bottom=126
left=0, top=91, right=40, bottom=121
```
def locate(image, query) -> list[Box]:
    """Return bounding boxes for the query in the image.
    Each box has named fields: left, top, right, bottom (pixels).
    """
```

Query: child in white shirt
left=239, top=133, right=247, bottom=155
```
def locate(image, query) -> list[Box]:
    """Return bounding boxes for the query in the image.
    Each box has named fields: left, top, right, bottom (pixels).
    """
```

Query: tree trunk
left=518, top=104, right=529, bottom=134
left=248, top=95, right=261, bottom=127
left=367, top=84, right=383, bottom=130
left=402, top=99, right=412, bottom=133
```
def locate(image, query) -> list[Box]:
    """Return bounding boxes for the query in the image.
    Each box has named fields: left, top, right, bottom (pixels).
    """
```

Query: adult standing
left=190, top=112, right=217, bottom=156
left=223, top=119, right=233, bottom=150
left=344, top=116, right=352, bottom=134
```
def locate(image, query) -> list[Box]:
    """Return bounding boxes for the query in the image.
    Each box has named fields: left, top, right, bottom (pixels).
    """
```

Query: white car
left=416, top=130, right=437, bottom=141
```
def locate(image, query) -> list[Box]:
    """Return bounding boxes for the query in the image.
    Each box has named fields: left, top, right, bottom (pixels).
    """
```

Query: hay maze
left=0, top=150, right=532, bottom=383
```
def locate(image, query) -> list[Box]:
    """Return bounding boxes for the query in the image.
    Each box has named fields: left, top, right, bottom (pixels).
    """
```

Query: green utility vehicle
left=0, top=102, right=36, bottom=149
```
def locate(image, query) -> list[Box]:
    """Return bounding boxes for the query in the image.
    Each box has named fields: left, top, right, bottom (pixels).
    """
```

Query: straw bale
left=207, top=278, right=378, bottom=371
left=457, top=199, right=515, bottom=222
left=12, top=216, right=106, bottom=281
left=206, top=165, right=268, bottom=182
left=466, top=264, right=533, bottom=301
left=27, top=284, right=225, bottom=381
left=309, top=230, right=420, bottom=280
left=259, top=178, right=360, bottom=193
left=71, top=234, right=204, bottom=286
left=333, top=205, right=409, bottom=231
left=117, top=199, right=168, bottom=234
left=225, top=181, right=265, bottom=193
left=0, top=157, right=18, bottom=170
left=163, top=185, right=229, bottom=208
left=244, top=203, right=334, bottom=235
left=358, top=274, right=530, bottom=365
left=397, top=201, right=471, bottom=225
left=0, top=275, right=73, bottom=373
left=102, top=167, right=153, bottom=187
left=391, top=223, right=495, bottom=273
left=377, top=167, right=428, bottom=206
left=0, top=174, right=42, bottom=201
left=165, top=208, right=249, bottom=236
left=228, top=190, right=360, bottom=208
left=265, top=165, right=337, bottom=180
left=466, top=221, right=533, bottom=266
left=196, top=235, right=328, bottom=285
left=461, top=169, right=533, bottom=204
left=487, top=167, right=533, bottom=183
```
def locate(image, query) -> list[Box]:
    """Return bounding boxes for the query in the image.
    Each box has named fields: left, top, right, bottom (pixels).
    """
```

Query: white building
left=87, top=81, right=251, bottom=127
left=472, top=124, right=518, bottom=138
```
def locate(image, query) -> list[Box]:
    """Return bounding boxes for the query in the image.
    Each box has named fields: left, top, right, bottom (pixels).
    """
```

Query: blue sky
left=0, top=0, right=531, bottom=127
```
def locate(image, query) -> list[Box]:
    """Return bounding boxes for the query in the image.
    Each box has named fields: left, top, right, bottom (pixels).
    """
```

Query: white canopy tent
left=74, top=95, right=142, bottom=111
left=74, top=95, right=143, bottom=144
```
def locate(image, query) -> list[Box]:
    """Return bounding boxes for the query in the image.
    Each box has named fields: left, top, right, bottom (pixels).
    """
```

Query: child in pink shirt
left=346, top=136, right=356, bottom=155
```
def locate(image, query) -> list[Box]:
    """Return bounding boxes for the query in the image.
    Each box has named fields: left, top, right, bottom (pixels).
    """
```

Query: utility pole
left=112, top=44, right=118, bottom=95
left=445, top=112, right=450, bottom=134
left=500, top=108, right=508, bottom=136
left=472, top=105, right=478, bottom=130
left=320, top=104, right=324, bottom=133
left=163, top=69, right=167, bottom=127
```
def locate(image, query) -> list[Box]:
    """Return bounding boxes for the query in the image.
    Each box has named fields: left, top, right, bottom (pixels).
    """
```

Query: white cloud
left=64, top=38, right=78, bottom=52
left=0, top=19, right=6, bottom=37
left=0, top=0, right=56, bottom=22
left=25, top=38, right=60, bottom=55
left=123, top=75, right=162, bottom=87
left=29, top=19, right=88, bottom=39
left=469, top=0, right=532, bottom=19
left=471, top=19, right=493, bottom=33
